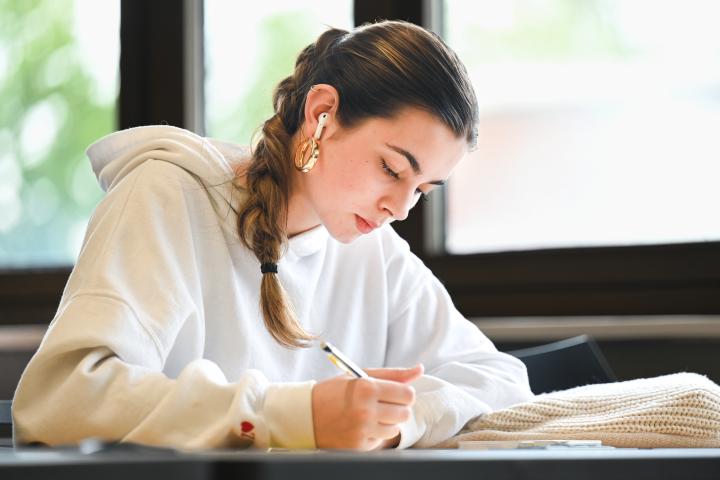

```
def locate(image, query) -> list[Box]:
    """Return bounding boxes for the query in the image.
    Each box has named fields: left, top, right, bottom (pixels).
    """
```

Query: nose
left=379, top=186, right=417, bottom=222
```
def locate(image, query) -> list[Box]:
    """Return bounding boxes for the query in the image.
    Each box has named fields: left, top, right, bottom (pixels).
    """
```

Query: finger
left=365, top=364, right=424, bottom=383
left=376, top=402, right=412, bottom=425
left=374, top=380, right=416, bottom=406
left=364, top=364, right=423, bottom=382
left=371, top=423, right=401, bottom=441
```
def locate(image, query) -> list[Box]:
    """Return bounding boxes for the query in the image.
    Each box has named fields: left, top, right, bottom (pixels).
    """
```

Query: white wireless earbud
left=313, top=112, right=329, bottom=140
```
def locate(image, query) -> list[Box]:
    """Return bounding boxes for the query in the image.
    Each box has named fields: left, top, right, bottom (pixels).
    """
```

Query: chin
left=323, top=221, right=360, bottom=244
left=328, top=229, right=360, bottom=244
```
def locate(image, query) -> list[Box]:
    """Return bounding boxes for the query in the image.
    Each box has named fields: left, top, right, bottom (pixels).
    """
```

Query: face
left=292, top=106, right=468, bottom=244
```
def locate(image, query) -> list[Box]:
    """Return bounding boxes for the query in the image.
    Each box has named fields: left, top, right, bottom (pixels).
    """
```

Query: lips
left=355, top=214, right=378, bottom=234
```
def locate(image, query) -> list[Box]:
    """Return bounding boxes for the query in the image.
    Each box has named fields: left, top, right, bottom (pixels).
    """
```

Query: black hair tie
left=260, top=262, right=278, bottom=274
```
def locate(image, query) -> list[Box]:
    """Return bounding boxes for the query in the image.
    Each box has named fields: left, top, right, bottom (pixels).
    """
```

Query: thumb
left=364, top=364, right=424, bottom=383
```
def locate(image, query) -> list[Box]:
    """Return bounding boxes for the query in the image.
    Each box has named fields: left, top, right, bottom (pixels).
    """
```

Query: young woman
left=13, top=20, right=532, bottom=451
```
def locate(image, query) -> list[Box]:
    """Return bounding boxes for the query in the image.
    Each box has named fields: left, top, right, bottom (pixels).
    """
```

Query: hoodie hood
left=85, top=125, right=329, bottom=258
left=86, top=125, right=246, bottom=193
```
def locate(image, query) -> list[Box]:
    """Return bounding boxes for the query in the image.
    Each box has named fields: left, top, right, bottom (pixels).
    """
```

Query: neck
left=285, top=132, right=323, bottom=238
left=286, top=187, right=321, bottom=238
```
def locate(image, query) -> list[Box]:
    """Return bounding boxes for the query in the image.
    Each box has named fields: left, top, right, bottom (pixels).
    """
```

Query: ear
left=301, top=84, right=340, bottom=140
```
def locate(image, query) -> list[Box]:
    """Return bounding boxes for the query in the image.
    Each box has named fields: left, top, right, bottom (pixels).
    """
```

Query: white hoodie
left=12, top=125, right=532, bottom=450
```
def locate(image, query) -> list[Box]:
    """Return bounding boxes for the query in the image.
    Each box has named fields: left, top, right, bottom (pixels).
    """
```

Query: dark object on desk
left=507, top=335, right=616, bottom=394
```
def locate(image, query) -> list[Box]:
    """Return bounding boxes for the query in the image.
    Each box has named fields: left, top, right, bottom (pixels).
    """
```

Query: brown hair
left=236, top=20, right=478, bottom=349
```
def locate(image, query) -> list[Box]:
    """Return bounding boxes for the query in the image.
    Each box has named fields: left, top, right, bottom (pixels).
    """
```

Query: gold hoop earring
left=294, top=137, right=320, bottom=173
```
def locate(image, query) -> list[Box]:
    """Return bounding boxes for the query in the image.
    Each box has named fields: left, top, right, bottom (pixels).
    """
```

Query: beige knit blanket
left=434, top=373, right=720, bottom=448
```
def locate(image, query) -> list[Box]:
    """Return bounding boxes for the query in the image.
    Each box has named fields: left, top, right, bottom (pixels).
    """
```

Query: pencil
left=320, top=341, right=369, bottom=378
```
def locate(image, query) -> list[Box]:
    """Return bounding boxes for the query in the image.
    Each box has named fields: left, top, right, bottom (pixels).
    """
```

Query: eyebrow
left=385, top=143, right=446, bottom=186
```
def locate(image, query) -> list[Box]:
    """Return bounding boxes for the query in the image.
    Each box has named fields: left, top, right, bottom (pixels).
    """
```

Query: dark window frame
left=1, top=0, right=718, bottom=327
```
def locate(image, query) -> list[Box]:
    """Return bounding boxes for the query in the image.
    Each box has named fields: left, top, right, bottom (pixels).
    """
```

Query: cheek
left=322, top=167, right=357, bottom=197
left=326, top=151, right=374, bottom=195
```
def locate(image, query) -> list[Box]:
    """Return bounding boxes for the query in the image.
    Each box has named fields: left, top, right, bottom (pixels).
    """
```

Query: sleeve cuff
left=395, top=399, right=428, bottom=449
left=262, top=380, right=317, bottom=449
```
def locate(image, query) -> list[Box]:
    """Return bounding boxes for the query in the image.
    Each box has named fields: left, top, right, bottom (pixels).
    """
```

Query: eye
left=382, top=159, right=429, bottom=202
left=380, top=159, right=399, bottom=179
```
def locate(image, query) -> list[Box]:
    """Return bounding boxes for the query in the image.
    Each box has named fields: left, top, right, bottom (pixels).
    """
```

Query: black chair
left=507, top=335, right=616, bottom=394
left=0, top=400, right=12, bottom=448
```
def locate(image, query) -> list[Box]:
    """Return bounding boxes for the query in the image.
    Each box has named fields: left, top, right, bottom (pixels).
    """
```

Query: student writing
left=12, top=20, right=533, bottom=451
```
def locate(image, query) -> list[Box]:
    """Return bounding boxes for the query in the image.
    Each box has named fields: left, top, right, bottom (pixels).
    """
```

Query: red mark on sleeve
left=241, top=421, right=254, bottom=433
left=239, top=420, right=256, bottom=441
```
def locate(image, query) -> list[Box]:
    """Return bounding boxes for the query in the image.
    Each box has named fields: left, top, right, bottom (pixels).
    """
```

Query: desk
left=1, top=447, right=720, bottom=480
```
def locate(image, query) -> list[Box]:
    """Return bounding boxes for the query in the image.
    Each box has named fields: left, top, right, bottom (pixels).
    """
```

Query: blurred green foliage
left=207, top=11, right=319, bottom=144
left=0, top=0, right=116, bottom=267
left=1, top=2, right=335, bottom=268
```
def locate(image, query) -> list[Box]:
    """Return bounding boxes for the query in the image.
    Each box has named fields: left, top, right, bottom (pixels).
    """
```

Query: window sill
left=473, top=315, right=720, bottom=342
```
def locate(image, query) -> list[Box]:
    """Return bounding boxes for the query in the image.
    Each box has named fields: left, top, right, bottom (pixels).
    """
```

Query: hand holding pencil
left=312, top=341, right=424, bottom=451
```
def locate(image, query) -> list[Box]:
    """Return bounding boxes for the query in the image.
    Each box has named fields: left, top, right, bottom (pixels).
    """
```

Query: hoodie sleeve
left=381, top=230, right=534, bottom=449
left=12, top=160, right=316, bottom=450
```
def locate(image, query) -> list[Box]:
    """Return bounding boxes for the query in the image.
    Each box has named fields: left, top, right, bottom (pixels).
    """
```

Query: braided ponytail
left=236, top=28, right=349, bottom=349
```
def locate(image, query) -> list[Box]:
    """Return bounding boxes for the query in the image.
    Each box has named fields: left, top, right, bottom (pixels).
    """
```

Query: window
left=2, top=1, right=716, bottom=327
left=0, top=0, right=120, bottom=268
left=204, top=1, right=353, bottom=141
left=443, top=0, right=720, bottom=254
